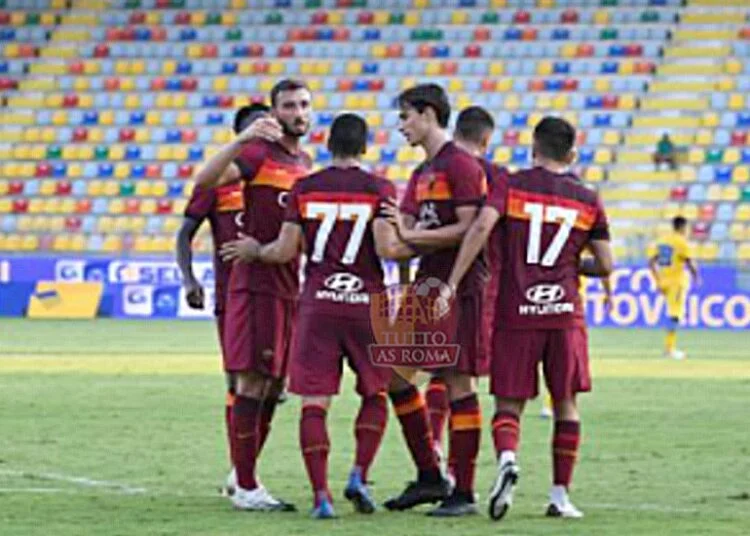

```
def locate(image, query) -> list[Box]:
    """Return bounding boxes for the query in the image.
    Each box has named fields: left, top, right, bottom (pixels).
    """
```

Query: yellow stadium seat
left=14, top=144, right=31, bottom=159
left=114, top=163, right=129, bottom=179
left=448, top=79, right=463, bottom=92
left=0, top=128, right=22, bottom=142
left=99, top=111, right=114, bottom=126
left=213, top=77, right=229, bottom=92
left=365, top=112, right=382, bottom=128
left=593, top=10, right=610, bottom=24
left=87, top=181, right=102, bottom=196
left=133, top=236, right=150, bottom=253
left=594, top=78, right=610, bottom=92
left=16, top=215, right=32, bottom=231
left=20, top=78, right=56, bottom=91
left=134, top=128, right=150, bottom=143
left=682, top=12, right=744, bottom=24
left=730, top=223, right=746, bottom=241
left=192, top=12, right=206, bottom=25
left=733, top=167, right=749, bottom=183
left=135, top=183, right=151, bottom=197
left=109, top=199, right=125, bottom=214
left=737, top=205, right=750, bottom=222
left=413, top=0, right=429, bottom=8
left=494, top=147, right=511, bottom=164
left=346, top=61, right=361, bottom=75
left=561, top=44, right=577, bottom=58
left=552, top=95, right=569, bottom=110
left=0, top=199, right=11, bottom=213
left=40, top=180, right=56, bottom=196
left=312, top=94, right=328, bottom=109
left=405, top=11, right=420, bottom=26
left=152, top=182, right=168, bottom=197
left=496, top=79, right=513, bottom=92
left=41, top=46, right=78, bottom=59
left=694, top=130, right=713, bottom=145
left=594, top=149, right=612, bottom=164
left=51, top=111, right=68, bottom=126
left=725, top=59, right=742, bottom=75
left=328, top=11, right=343, bottom=25
left=724, top=148, right=740, bottom=164
left=489, top=62, right=504, bottom=76
left=176, top=112, right=192, bottom=126
left=729, top=94, right=745, bottom=110
left=535, top=96, right=552, bottom=110
left=425, top=61, right=441, bottom=76
left=141, top=199, right=157, bottom=214
left=707, top=185, right=722, bottom=201
left=213, top=130, right=232, bottom=144
left=490, top=0, right=507, bottom=6
left=258, top=78, right=275, bottom=92
left=717, top=77, right=735, bottom=91
left=519, top=129, right=534, bottom=145
left=503, top=94, right=520, bottom=109
left=371, top=44, right=386, bottom=59
left=451, top=11, right=468, bottom=24
left=102, top=235, right=122, bottom=253
left=619, top=61, right=635, bottom=76
left=0, top=181, right=8, bottom=195
left=222, top=12, right=237, bottom=25
left=146, top=111, right=161, bottom=126
left=269, top=61, right=285, bottom=75
left=107, top=145, right=123, bottom=161
left=723, top=185, right=740, bottom=201
left=584, top=167, right=604, bottom=182
left=603, top=130, right=621, bottom=145
left=162, top=217, right=181, bottom=234
left=173, top=146, right=188, bottom=160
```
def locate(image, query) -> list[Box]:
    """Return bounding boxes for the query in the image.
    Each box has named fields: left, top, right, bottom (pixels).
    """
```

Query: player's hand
left=381, top=198, right=407, bottom=235
left=219, top=233, right=261, bottom=263
left=235, top=116, right=283, bottom=144
left=432, top=287, right=456, bottom=321
left=184, top=279, right=205, bottom=309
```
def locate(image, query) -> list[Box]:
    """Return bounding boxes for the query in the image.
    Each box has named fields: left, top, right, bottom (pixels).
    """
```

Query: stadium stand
left=0, top=0, right=749, bottom=262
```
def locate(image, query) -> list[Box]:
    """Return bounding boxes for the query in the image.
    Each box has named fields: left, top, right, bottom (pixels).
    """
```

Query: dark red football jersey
left=479, top=159, right=509, bottom=310
left=285, top=166, right=396, bottom=319
left=184, top=182, right=244, bottom=314
left=487, top=166, right=610, bottom=330
left=230, top=139, right=312, bottom=299
left=399, top=141, right=487, bottom=294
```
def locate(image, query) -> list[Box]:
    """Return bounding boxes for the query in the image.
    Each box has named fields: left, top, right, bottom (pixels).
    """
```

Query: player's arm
left=193, top=117, right=282, bottom=188
left=648, top=254, right=660, bottom=282
left=580, top=240, right=614, bottom=277
left=685, top=257, right=700, bottom=286
left=175, top=216, right=205, bottom=308
left=383, top=201, right=478, bottom=249
left=445, top=205, right=501, bottom=293
left=257, top=223, right=303, bottom=264
left=373, top=218, right=417, bottom=260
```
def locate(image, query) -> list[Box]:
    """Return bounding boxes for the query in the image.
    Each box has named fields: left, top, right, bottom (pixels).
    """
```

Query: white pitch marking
left=587, top=502, right=699, bottom=514
left=0, top=469, right=147, bottom=494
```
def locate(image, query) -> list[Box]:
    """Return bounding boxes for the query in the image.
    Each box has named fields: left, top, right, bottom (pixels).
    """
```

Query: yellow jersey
left=648, top=232, right=692, bottom=286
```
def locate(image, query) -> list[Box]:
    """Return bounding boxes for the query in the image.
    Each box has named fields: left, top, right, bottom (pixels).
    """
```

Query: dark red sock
left=492, top=410, right=520, bottom=456
left=425, top=376, right=449, bottom=447
left=448, top=394, right=481, bottom=495
left=232, top=395, right=262, bottom=490
left=225, top=391, right=236, bottom=466
left=256, top=397, right=277, bottom=456
left=389, top=386, right=439, bottom=474
left=354, top=392, right=388, bottom=482
left=552, top=420, right=580, bottom=488
left=300, top=405, right=330, bottom=504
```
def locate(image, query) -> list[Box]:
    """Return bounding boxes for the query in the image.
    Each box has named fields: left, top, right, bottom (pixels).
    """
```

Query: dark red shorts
left=490, top=328, right=590, bottom=400
left=215, top=310, right=227, bottom=363
left=288, top=309, right=392, bottom=398
left=441, top=293, right=488, bottom=377
left=222, top=290, right=295, bottom=378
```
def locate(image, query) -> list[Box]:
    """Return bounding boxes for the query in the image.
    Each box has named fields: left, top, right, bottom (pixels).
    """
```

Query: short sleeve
left=283, top=181, right=303, bottom=224
left=679, top=238, right=693, bottom=260
left=589, top=196, right=610, bottom=241
left=375, top=179, right=397, bottom=218
left=184, top=185, right=215, bottom=221
left=485, top=173, right=508, bottom=217
left=399, top=171, right=419, bottom=216
left=446, top=153, right=486, bottom=206
left=233, top=140, right=268, bottom=181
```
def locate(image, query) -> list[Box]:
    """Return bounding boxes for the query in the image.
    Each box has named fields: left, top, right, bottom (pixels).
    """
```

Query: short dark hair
left=533, top=116, right=576, bottom=162
left=673, top=216, right=688, bottom=231
left=397, top=83, right=450, bottom=128
left=328, top=113, right=367, bottom=158
left=270, top=79, right=310, bottom=107
left=455, top=106, right=495, bottom=144
left=233, top=103, right=270, bottom=134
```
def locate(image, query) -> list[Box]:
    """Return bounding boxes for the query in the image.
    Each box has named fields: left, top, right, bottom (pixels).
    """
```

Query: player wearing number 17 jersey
left=446, top=117, right=613, bottom=521
left=240, top=114, right=417, bottom=518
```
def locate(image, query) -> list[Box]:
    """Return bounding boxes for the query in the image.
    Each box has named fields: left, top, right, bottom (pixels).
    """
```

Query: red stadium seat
left=69, top=61, right=84, bottom=74
left=151, top=77, right=166, bottom=90
left=93, top=44, right=109, bottom=58
left=146, top=164, right=161, bottom=178
left=528, top=79, right=545, bottom=91
left=503, top=130, right=520, bottom=146
left=740, top=27, right=750, bottom=39
left=12, top=199, right=29, bottom=213
left=731, top=131, right=747, bottom=145
left=369, top=79, right=384, bottom=91
left=106, top=28, right=121, bottom=41
left=75, top=199, right=92, bottom=213
left=104, top=78, right=120, bottom=91
left=129, top=11, right=146, bottom=24
left=18, top=44, right=37, bottom=58
left=692, top=221, right=710, bottom=240
left=125, top=199, right=141, bottom=214
left=157, top=200, right=173, bottom=214
left=36, top=163, right=52, bottom=177
left=218, top=95, right=234, bottom=107
left=481, top=79, right=495, bottom=92
left=202, top=44, right=218, bottom=58
left=514, top=10, right=531, bottom=24
left=418, top=45, right=432, bottom=58
left=0, top=78, right=17, bottom=90
left=72, top=127, right=88, bottom=142
left=174, top=11, right=191, bottom=24
left=253, top=62, right=270, bottom=74
left=9, top=181, right=24, bottom=195
left=357, top=12, right=374, bottom=24
left=152, top=27, right=167, bottom=41
left=249, top=44, right=264, bottom=57
left=374, top=130, right=389, bottom=144
left=333, top=28, right=350, bottom=41
left=177, top=164, right=193, bottom=178
left=181, top=78, right=198, bottom=91
left=65, top=216, right=82, bottom=232
left=634, top=61, right=655, bottom=74
left=311, top=11, right=327, bottom=24
left=602, top=95, right=619, bottom=108
left=521, top=28, right=538, bottom=41
left=464, top=44, right=481, bottom=58
left=337, top=78, right=353, bottom=91
left=119, top=128, right=136, bottom=142
left=0, top=12, right=10, bottom=25
left=310, top=130, right=326, bottom=144
left=288, top=28, right=304, bottom=41
left=57, top=181, right=72, bottom=195
left=278, top=43, right=295, bottom=57
left=670, top=186, right=688, bottom=201
left=625, top=44, right=643, bottom=57
left=441, top=62, right=457, bottom=75
left=474, top=27, right=490, bottom=41
left=563, top=78, right=579, bottom=91
left=63, top=94, right=80, bottom=108
left=699, top=204, right=716, bottom=221
left=561, top=9, right=579, bottom=24
left=386, top=44, right=403, bottom=58
left=182, top=129, right=197, bottom=143
left=577, top=44, right=594, bottom=57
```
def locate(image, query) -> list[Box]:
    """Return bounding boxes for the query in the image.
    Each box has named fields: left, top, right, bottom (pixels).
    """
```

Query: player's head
left=328, top=113, right=368, bottom=159
left=673, top=216, right=688, bottom=234
left=269, top=78, right=312, bottom=139
left=397, top=83, right=451, bottom=146
left=532, top=116, right=577, bottom=165
left=233, top=103, right=270, bottom=134
left=454, top=106, right=495, bottom=155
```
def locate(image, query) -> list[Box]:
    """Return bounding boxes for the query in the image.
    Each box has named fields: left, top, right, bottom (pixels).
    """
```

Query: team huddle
left=175, top=79, right=613, bottom=520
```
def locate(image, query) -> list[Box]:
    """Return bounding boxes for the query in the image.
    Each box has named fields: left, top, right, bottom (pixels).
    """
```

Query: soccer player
left=426, top=106, right=507, bottom=471
left=176, top=103, right=270, bottom=495
left=193, top=79, right=313, bottom=511
left=445, top=117, right=613, bottom=520
left=648, top=216, right=699, bottom=359
left=382, top=84, right=488, bottom=517
left=223, top=113, right=416, bottom=518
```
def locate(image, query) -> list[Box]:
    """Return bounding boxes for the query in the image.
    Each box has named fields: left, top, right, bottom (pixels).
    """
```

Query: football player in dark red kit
left=176, top=102, right=270, bottom=496
left=424, top=105, right=509, bottom=478
left=227, top=113, right=416, bottom=518
left=194, top=79, right=313, bottom=511
left=382, top=84, right=488, bottom=517
left=446, top=116, right=613, bottom=520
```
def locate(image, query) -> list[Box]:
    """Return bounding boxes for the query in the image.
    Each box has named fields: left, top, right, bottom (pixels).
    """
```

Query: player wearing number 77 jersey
left=230, top=113, right=418, bottom=519
left=445, top=117, right=614, bottom=521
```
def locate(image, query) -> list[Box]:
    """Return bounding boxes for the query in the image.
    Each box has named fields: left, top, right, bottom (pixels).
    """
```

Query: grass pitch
left=1, top=319, right=749, bottom=535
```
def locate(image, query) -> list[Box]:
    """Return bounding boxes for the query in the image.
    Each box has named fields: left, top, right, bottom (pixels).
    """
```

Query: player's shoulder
left=511, top=166, right=600, bottom=204
left=441, top=141, right=483, bottom=169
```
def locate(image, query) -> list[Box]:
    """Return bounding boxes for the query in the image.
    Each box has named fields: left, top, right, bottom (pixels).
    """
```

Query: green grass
left=1, top=319, right=749, bottom=535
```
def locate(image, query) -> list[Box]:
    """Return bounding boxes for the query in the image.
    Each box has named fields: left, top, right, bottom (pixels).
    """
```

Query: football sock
left=389, top=386, right=440, bottom=476
left=225, top=391, right=236, bottom=465
left=300, top=405, right=331, bottom=505
left=425, top=376, right=449, bottom=447
left=354, top=392, right=388, bottom=482
left=665, top=330, right=677, bottom=354
left=232, top=395, right=262, bottom=490
left=257, top=396, right=277, bottom=456
left=448, top=394, right=481, bottom=495
left=552, top=420, right=580, bottom=488
left=492, top=410, right=520, bottom=458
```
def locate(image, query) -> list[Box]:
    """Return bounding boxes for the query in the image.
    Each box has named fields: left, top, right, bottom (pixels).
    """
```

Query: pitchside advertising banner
left=0, top=257, right=749, bottom=329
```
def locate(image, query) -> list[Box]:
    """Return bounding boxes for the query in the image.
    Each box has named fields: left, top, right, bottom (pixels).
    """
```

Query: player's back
left=496, top=166, right=609, bottom=330
left=651, top=232, right=689, bottom=284
left=287, top=166, right=395, bottom=318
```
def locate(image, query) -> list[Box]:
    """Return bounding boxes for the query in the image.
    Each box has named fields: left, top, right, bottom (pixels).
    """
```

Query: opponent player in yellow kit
left=648, top=216, right=700, bottom=360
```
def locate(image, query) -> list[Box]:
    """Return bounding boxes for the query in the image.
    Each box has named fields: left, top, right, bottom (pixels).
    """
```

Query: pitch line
left=0, top=469, right=147, bottom=494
